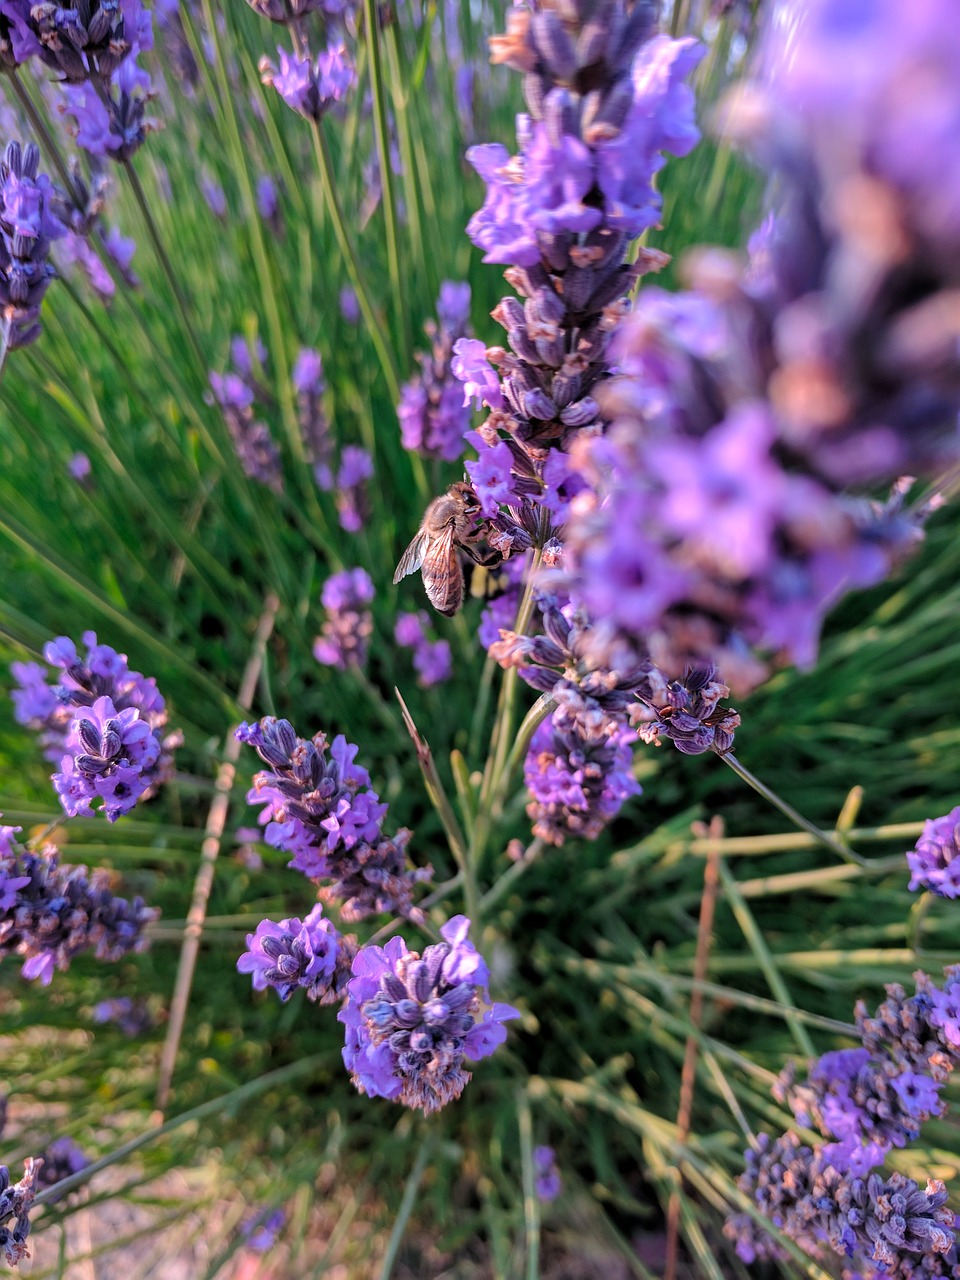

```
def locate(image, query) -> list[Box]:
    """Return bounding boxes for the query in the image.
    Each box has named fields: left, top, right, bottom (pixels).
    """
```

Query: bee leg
left=461, top=542, right=504, bottom=569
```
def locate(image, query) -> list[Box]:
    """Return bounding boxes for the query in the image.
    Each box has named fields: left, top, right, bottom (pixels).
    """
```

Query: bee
left=393, top=481, right=499, bottom=616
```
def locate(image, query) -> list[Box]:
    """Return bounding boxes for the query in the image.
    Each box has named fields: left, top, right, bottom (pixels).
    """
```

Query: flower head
left=237, top=903, right=343, bottom=1002
left=338, top=916, right=519, bottom=1114
left=907, top=807, right=960, bottom=898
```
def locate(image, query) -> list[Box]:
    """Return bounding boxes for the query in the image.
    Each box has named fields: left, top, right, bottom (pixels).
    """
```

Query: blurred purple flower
left=907, top=807, right=960, bottom=898
left=534, top=1146, right=561, bottom=1202
left=314, top=568, right=374, bottom=670
left=260, top=43, right=355, bottom=120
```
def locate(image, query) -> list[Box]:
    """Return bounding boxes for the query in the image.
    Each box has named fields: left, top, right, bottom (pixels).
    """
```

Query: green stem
left=720, top=752, right=868, bottom=867
left=907, top=890, right=934, bottom=957
left=10, top=1056, right=327, bottom=1218
left=121, top=157, right=205, bottom=374
left=482, top=549, right=543, bottom=818
left=7, top=71, right=84, bottom=209
left=716, top=858, right=815, bottom=1057
left=377, top=1134, right=436, bottom=1280
left=309, top=120, right=400, bottom=403
left=362, top=0, right=406, bottom=359
left=480, top=838, right=545, bottom=914
left=516, top=1090, right=540, bottom=1280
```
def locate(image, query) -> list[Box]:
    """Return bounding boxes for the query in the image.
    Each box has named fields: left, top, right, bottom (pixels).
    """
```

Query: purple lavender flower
left=256, top=174, right=279, bottom=221
left=236, top=715, right=428, bottom=919
left=314, top=568, right=374, bottom=671
left=464, top=435, right=520, bottom=518
left=727, top=1131, right=955, bottom=1274
left=0, top=1, right=40, bottom=67
left=596, top=37, right=704, bottom=237
left=260, top=43, right=355, bottom=120
left=907, top=808, right=960, bottom=898
left=208, top=343, right=283, bottom=492
left=451, top=337, right=502, bottom=411
left=929, top=975, right=960, bottom=1052
left=335, top=445, right=372, bottom=533
left=338, top=915, right=519, bottom=1114
left=37, top=1138, right=88, bottom=1198
left=21, top=0, right=151, bottom=81
left=237, top=903, right=342, bottom=1002
left=0, top=1158, right=42, bottom=1268
left=239, top=1207, right=285, bottom=1252
left=634, top=665, right=740, bottom=756
left=200, top=170, right=227, bottom=219
left=534, top=1146, right=561, bottom=1203
left=524, top=714, right=640, bottom=847
left=92, top=996, right=152, bottom=1036
left=53, top=695, right=160, bottom=821
left=398, top=283, right=473, bottom=462
left=339, top=286, right=360, bottom=325
left=12, top=632, right=178, bottom=814
left=60, top=53, right=156, bottom=162
left=394, top=612, right=453, bottom=688
left=0, top=839, right=158, bottom=984
left=292, top=347, right=332, bottom=488
left=0, top=141, right=64, bottom=351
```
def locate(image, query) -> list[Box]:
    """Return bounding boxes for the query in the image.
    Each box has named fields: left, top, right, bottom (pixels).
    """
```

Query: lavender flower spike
left=907, top=807, right=960, bottom=898
left=260, top=43, right=355, bottom=120
left=53, top=694, right=160, bottom=821
left=237, top=903, right=344, bottom=1003
left=338, top=915, right=520, bottom=1114
left=0, top=141, right=64, bottom=351
left=236, top=714, right=429, bottom=920
left=314, top=568, right=375, bottom=671
left=0, top=1157, right=42, bottom=1268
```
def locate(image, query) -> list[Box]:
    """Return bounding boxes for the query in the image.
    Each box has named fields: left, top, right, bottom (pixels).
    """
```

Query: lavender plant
left=4, top=0, right=960, bottom=1273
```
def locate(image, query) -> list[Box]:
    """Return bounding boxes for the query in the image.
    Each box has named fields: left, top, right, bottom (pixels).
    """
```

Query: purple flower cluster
left=534, top=1145, right=561, bottom=1203
left=11, top=632, right=178, bottom=820
left=562, top=0, right=960, bottom=693
left=208, top=338, right=283, bottom=492
left=394, top=612, right=452, bottom=688
left=338, top=915, right=519, bottom=1114
left=728, top=968, right=960, bottom=1273
left=632, top=665, right=740, bottom=756
left=237, top=715, right=430, bottom=920
left=333, top=445, right=372, bottom=533
left=524, top=714, right=639, bottom=847
left=491, top=595, right=654, bottom=842
left=0, top=830, right=158, bottom=985
left=725, top=1132, right=954, bottom=1273
left=907, top=807, right=960, bottom=899
left=37, top=1137, right=88, bottom=1198
left=445, top=3, right=702, bottom=552
left=313, top=568, right=374, bottom=671
left=12, top=0, right=159, bottom=161
left=294, top=347, right=333, bottom=488
left=237, top=902, right=354, bottom=1003
left=0, top=141, right=64, bottom=351
left=260, top=43, right=355, bottom=120
left=397, top=281, right=473, bottom=462
left=0, top=1157, right=42, bottom=1268
left=239, top=1207, right=285, bottom=1253
left=57, top=225, right=137, bottom=299
left=92, top=996, right=152, bottom=1037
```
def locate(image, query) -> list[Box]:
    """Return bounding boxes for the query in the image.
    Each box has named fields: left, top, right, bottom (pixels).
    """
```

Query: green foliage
left=0, top=3, right=958, bottom=1277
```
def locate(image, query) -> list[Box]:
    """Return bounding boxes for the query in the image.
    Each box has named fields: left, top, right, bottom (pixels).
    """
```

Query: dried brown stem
left=663, top=816, right=723, bottom=1280
left=155, top=594, right=279, bottom=1110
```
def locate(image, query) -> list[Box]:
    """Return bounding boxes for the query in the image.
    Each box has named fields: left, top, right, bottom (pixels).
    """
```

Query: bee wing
left=394, top=531, right=429, bottom=584
left=422, top=527, right=462, bottom=615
